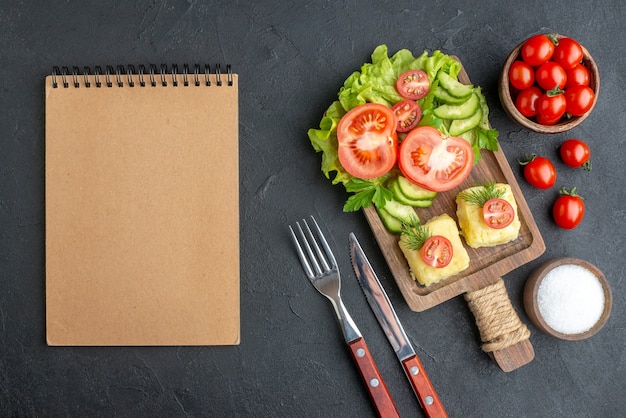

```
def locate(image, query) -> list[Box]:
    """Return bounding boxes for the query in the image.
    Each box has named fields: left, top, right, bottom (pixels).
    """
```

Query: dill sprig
left=458, top=181, right=504, bottom=207
left=400, top=217, right=431, bottom=251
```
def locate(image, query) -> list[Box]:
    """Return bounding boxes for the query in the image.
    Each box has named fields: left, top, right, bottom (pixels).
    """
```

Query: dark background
left=2, top=1, right=625, bottom=416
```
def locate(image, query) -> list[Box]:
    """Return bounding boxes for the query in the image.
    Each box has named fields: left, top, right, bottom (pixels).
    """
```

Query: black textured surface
left=2, top=1, right=625, bottom=416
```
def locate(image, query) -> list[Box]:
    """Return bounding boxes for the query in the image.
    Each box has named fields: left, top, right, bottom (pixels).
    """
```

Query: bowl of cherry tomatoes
left=499, top=34, right=599, bottom=134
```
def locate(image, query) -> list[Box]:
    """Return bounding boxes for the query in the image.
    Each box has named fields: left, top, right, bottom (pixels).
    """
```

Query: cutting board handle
left=464, top=278, right=534, bottom=372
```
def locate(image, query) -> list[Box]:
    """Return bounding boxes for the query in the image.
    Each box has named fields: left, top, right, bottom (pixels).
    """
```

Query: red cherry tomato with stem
left=515, top=86, right=542, bottom=117
left=521, top=34, right=555, bottom=66
left=553, top=37, right=584, bottom=69
left=560, top=139, right=591, bottom=170
left=518, top=154, right=556, bottom=189
left=553, top=187, right=585, bottom=229
left=535, top=61, right=568, bottom=91
left=509, top=60, right=535, bottom=90
left=421, top=235, right=453, bottom=268
left=536, top=88, right=567, bottom=125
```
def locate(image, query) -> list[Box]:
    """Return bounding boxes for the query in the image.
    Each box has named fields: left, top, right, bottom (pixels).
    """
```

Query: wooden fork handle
left=347, top=337, right=400, bottom=418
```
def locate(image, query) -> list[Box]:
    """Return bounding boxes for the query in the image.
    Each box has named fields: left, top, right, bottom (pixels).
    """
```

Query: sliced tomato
left=396, top=70, right=430, bottom=100
left=398, top=126, right=473, bottom=192
left=482, top=198, right=515, bottom=229
left=391, top=99, right=422, bottom=132
left=421, top=235, right=453, bottom=268
left=336, top=103, right=398, bottom=179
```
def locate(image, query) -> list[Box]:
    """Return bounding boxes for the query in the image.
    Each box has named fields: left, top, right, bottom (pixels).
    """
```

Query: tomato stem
left=559, top=186, right=584, bottom=200
left=517, top=153, right=537, bottom=166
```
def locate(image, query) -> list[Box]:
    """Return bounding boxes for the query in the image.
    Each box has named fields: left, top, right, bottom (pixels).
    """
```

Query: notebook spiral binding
left=51, top=63, right=233, bottom=89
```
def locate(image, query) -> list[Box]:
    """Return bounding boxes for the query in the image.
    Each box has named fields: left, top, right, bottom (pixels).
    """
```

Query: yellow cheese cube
left=456, top=183, right=520, bottom=248
left=399, top=214, right=470, bottom=286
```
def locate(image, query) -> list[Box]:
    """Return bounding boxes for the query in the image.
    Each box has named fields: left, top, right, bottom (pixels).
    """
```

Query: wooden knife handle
left=401, top=355, right=448, bottom=418
left=347, top=337, right=400, bottom=418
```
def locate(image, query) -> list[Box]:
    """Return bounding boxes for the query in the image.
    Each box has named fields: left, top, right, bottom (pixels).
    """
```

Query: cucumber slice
left=433, top=93, right=479, bottom=120
left=397, top=176, right=438, bottom=200
left=381, top=199, right=419, bottom=224
left=437, top=72, right=474, bottom=99
left=376, top=207, right=403, bottom=234
left=449, top=107, right=482, bottom=136
left=390, top=180, right=436, bottom=207
left=434, top=86, right=468, bottom=105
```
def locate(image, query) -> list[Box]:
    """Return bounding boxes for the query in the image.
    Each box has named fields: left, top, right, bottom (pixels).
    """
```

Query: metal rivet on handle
left=356, top=348, right=365, bottom=357
left=410, top=366, right=419, bottom=375
left=424, top=395, right=434, bottom=405
left=370, top=378, right=380, bottom=388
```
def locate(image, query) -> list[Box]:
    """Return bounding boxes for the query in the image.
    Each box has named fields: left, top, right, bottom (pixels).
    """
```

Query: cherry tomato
left=396, top=70, right=430, bottom=100
left=515, top=86, right=542, bottom=117
left=391, top=99, right=422, bottom=133
left=509, top=60, right=535, bottom=90
left=398, top=126, right=473, bottom=192
left=565, top=64, right=590, bottom=88
left=336, top=103, right=398, bottom=179
left=560, top=139, right=591, bottom=170
left=483, top=198, right=515, bottom=229
left=521, top=34, right=555, bottom=67
left=564, top=85, right=595, bottom=116
left=552, top=187, right=585, bottom=229
left=553, top=37, right=584, bottom=69
left=535, top=61, right=567, bottom=91
left=421, top=235, right=453, bottom=268
left=519, top=155, right=556, bottom=189
left=536, top=91, right=567, bottom=125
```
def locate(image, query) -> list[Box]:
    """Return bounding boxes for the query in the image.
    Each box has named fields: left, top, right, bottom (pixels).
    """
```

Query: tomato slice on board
left=391, top=99, right=422, bottom=132
left=396, top=70, right=430, bottom=100
left=482, top=198, right=515, bottom=229
left=398, top=126, right=473, bottom=192
left=421, top=235, right=453, bottom=268
left=336, top=103, right=398, bottom=179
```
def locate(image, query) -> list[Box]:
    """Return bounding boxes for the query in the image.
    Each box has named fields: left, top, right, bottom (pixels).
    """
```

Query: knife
left=350, top=233, right=448, bottom=418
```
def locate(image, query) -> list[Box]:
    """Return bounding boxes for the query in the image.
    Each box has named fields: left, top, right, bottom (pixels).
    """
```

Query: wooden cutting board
left=362, top=60, right=545, bottom=371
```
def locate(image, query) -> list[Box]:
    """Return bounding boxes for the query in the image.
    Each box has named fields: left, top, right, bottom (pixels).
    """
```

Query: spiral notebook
left=45, top=64, right=240, bottom=346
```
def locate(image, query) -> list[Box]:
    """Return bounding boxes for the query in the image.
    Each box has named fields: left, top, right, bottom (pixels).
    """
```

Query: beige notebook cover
left=45, top=65, right=240, bottom=346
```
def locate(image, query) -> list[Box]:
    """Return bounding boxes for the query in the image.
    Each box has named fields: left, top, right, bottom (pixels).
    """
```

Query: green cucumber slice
left=433, top=93, right=479, bottom=120
left=376, top=207, right=403, bottom=234
left=449, top=107, right=483, bottom=136
left=397, top=176, right=438, bottom=200
left=390, top=181, right=435, bottom=207
left=437, top=72, right=474, bottom=99
left=381, top=199, right=419, bottom=224
left=434, top=86, right=468, bottom=105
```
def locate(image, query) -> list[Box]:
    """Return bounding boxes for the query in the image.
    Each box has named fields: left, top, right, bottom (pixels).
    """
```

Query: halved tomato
left=482, top=198, right=515, bottom=229
left=391, top=99, right=422, bottom=132
left=421, top=235, right=453, bottom=268
left=337, top=103, right=398, bottom=179
left=396, top=70, right=430, bottom=100
left=398, top=126, right=473, bottom=192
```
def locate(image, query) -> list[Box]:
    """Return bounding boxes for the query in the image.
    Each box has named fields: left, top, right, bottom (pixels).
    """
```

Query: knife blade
left=350, top=232, right=448, bottom=418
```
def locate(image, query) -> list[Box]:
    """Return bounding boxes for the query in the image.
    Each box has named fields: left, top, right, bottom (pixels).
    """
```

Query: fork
left=290, top=216, right=400, bottom=418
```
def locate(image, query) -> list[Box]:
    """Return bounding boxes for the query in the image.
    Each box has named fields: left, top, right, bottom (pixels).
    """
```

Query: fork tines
left=289, top=216, right=337, bottom=279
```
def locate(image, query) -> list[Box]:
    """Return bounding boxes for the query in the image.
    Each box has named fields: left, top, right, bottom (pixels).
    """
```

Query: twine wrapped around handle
left=464, top=278, right=530, bottom=353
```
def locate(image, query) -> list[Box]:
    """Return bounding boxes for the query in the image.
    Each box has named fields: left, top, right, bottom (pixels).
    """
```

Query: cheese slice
left=399, top=214, right=470, bottom=286
left=456, top=183, right=520, bottom=248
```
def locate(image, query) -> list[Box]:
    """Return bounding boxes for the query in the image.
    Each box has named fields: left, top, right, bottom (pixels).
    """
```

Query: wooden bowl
left=499, top=34, right=600, bottom=134
left=524, top=257, right=612, bottom=341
